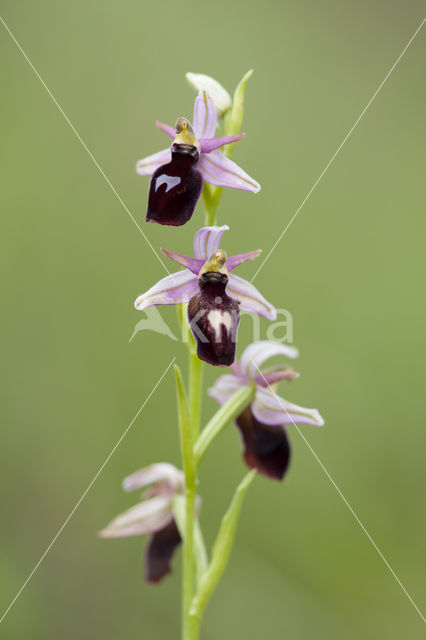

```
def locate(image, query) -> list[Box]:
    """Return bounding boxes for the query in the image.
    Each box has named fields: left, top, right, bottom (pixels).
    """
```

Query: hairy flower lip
left=188, top=263, right=240, bottom=367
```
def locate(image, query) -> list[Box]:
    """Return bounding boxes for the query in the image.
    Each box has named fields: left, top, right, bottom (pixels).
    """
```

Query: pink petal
left=240, top=341, right=299, bottom=379
left=252, top=387, right=324, bottom=427
left=193, top=91, right=217, bottom=139
left=122, top=463, right=184, bottom=493
left=254, top=370, right=300, bottom=387
left=134, top=270, right=198, bottom=311
left=198, top=150, right=260, bottom=193
left=227, top=274, right=276, bottom=320
left=192, top=225, right=229, bottom=260
left=200, top=133, right=245, bottom=153
left=208, top=374, right=245, bottom=406
left=155, top=120, right=176, bottom=138
left=226, top=250, right=262, bottom=272
left=136, top=148, right=171, bottom=176
left=161, top=249, right=203, bottom=275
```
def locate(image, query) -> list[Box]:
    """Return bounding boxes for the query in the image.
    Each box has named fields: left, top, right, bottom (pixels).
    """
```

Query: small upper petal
left=200, top=133, right=245, bottom=154
left=192, top=225, right=229, bottom=260
left=254, top=369, right=299, bottom=387
left=227, top=274, right=276, bottom=320
left=161, top=249, right=204, bottom=275
left=136, top=148, right=171, bottom=176
left=208, top=374, right=245, bottom=406
left=155, top=120, right=176, bottom=138
left=240, top=341, right=299, bottom=379
left=252, top=387, right=325, bottom=427
left=134, top=270, right=198, bottom=311
left=198, top=150, right=260, bottom=193
left=226, top=250, right=262, bottom=272
left=193, top=91, right=218, bottom=139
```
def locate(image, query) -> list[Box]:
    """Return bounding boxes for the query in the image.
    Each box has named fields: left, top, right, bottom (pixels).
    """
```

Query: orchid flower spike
left=209, top=341, right=325, bottom=480
left=99, top=463, right=188, bottom=583
left=136, top=91, right=260, bottom=226
left=134, top=225, right=276, bottom=324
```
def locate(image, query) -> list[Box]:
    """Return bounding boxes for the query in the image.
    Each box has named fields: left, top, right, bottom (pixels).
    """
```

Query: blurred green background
left=1, top=1, right=425, bottom=638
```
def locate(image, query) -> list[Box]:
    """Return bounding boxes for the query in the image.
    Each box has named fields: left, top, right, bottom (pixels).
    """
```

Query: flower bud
left=185, top=72, right=232, bottom=117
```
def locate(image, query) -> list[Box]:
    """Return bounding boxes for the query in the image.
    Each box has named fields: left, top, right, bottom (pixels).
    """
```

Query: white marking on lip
left=207, top=310, right=232, bottom=340
left=155, top=175, right=181, bottom=193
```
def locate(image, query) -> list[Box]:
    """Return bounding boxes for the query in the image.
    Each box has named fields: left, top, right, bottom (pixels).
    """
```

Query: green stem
left=203, top=184, right=223, bottom=226
left=194, top=385, right=255, bottom=467
left=174, top=365, right=197, bottom=640
left=189, top=343, right=203, bottom=440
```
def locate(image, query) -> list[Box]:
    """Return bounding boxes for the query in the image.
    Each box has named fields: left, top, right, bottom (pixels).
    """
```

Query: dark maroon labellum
left=146, top=144, right=203, bottom=226
left=188, top=272, right=240, bottom=367
left=236, top=407, right=291, bottom=480
left=144, top=519, right=181, bottom=583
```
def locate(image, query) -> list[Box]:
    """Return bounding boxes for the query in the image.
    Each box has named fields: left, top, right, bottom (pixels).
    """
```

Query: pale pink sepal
left=193, top=91, right=217, bottom=139
left=193, top=225, right=229, bottom=260
left=123, top=463, right=184, bottom=493
left=136, top=148, right=170, bottom=175
left=198, top=150, right=260, bottom=193
left=227, top=274, right=276, bottom=320
left=98, top=495, right=173, bottom=539
left=252, top=386, right=324, bottom=428
left=134, top=270, right=199, bottom=311
left=240, top=341, right=299, bottom=379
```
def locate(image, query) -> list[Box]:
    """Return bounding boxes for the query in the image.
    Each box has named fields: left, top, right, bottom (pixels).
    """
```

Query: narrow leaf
left=190, top=470, right=256, bottom=618
left=194, top=384, right=255, bottom=467
left=174, top=364, right=194, bottom=483
left=224, top=69, right=254, bottom=157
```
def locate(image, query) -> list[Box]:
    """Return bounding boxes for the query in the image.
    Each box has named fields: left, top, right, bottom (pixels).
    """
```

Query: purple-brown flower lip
left=188, top=249, right=240, bottom=367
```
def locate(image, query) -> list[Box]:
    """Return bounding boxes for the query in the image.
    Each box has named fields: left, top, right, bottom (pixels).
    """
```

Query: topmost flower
left=136, top=91, right=260, bottom=227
